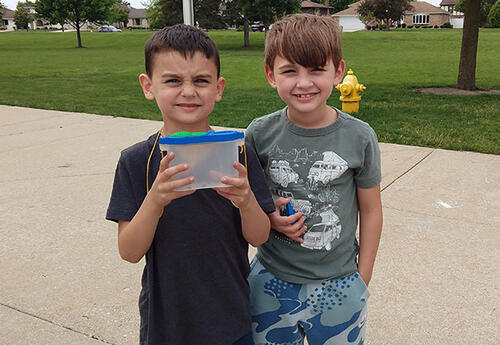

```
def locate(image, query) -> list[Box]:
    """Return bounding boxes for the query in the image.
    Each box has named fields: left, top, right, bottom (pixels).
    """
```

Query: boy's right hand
left=148, top=152, right=195, bottom=214
left=269, top=197, right=307, bottom=243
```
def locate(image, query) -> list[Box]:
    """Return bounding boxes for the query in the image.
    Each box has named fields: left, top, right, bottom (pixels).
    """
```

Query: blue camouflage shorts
left=248, top=258, right=370, bottom=345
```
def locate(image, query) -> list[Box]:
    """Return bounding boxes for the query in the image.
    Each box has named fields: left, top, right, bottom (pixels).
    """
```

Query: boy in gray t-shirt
left=245, top=14, right=383, bottom=345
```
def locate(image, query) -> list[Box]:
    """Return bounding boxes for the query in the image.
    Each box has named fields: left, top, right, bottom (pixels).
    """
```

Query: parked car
left=98, top=25, right=122, bottom=32
left=251, top=21, right=265, bottom=32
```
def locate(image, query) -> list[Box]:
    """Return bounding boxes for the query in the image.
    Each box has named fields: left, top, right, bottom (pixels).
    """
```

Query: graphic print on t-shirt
left=268, top=146, right=349, bottom=251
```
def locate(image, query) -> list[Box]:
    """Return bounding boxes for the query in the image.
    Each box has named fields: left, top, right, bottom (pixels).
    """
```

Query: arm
left=357, top=184, right=383, bottom=286
left=214, top=162, right=270, bottom=246
left=118, top=152, right=195, bottom=263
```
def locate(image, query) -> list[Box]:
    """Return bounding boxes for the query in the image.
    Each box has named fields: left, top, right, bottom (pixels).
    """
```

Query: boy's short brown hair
left=144, top=24, right=220, bottom=78
left=265, top=14, right=342, bottom=70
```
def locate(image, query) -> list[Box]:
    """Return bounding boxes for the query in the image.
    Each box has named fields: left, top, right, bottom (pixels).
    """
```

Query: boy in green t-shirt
left=245, top=14, right=383, bottom=345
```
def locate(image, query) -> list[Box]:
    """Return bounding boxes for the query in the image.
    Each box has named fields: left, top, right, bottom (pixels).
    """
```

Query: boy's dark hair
left=145, top=24, right=220, bottom=78
left=265, top=14, right=342, bottom=71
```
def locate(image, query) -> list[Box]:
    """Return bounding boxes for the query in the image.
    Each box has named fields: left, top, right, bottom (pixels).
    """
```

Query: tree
left=455, top=0, right=495, bottom=26
left=233, top=0, right=301, bottom=47
left=145, top=0, right=229, bottom=29
left=15, top=2, right=34, bottom=31
left=309, top=0, right=357, bottom=12
left=195, top=0, right=226, bottom=29
left=489, top=0, right=500, bottom=27
left=109, top=1, right=130, bottom=27
left=35, top=0, right=115, bottom=48
left=458, top=0, right=481, bottom=90
left=357, top=0, right=412, bottom=29
left=0, top=1, right=4, bottom=24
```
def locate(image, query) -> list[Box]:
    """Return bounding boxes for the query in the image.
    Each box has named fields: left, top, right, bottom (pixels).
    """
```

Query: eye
left=282, top=69, right=295, bottom=74
left=195, top=78, right=209, bottom=84
left=312, top=67, right=325, bottom=72
left=165, top=78, right=180, bottom=84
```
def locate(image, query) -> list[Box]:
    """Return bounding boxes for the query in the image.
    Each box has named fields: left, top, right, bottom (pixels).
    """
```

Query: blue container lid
left=159, top=130, right=244, bottom=145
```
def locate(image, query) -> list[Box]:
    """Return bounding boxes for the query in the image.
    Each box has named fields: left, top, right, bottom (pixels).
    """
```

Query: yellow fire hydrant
left=335, top=69, right=366, bottom=113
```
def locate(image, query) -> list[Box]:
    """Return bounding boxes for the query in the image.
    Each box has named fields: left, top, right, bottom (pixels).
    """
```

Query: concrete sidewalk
left=0, top=105, right=498, bottom=345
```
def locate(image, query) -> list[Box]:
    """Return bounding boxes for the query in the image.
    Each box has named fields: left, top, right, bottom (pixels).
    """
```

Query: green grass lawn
left=0, top=29, right=499, bottom=154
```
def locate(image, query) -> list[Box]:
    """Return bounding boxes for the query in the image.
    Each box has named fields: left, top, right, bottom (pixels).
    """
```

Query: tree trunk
left=243, top=20, right=249, bottom=48
left=76, top=22, right=82, bottom=48
left=457, top=0, right=480, bottom=90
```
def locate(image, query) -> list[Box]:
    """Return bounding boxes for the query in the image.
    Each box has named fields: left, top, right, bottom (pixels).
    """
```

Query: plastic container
left=158, top=130, right=245, bottom=191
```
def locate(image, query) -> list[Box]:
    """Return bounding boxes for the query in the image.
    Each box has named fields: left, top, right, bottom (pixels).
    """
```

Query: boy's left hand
left=214, top=162, right=256, bottom=210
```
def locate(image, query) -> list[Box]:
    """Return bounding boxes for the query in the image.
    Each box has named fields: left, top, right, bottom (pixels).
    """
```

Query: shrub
left=489, top=0, right=500, bottom=28
left=443, top=22, right=452, bottom=28
left=0, top=26, right=6, bottom=30
left=407, top=24, right=414, bottom=28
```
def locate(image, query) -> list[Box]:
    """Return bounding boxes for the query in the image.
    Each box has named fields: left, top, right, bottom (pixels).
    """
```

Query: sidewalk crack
left=0, top=303, right=116, bottom=344
left=381, top=149, right=435, bottom=192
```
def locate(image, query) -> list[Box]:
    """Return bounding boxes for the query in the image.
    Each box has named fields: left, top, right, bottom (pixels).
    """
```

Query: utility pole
left=183, top=0, right=194, bottom=25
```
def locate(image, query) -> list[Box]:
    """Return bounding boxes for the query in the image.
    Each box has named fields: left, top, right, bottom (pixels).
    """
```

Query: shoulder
left=247, top=108, right=285, bottom=135
left=337, top=110, right=378, bottom=143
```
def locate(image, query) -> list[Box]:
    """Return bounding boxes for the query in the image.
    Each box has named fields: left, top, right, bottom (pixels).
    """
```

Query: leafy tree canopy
left=489, top=0, right=500, bottom=27
left=15, top=2, right=34, bottom=30
left=236, top=0, right=302, bottom=26
left=358, top=0, right=412, bottom=28
left=35, top=0, right=115, bottom=47
left=455, top=0, right=496, bottom=26
left=308, top=0, right=358, bottom=12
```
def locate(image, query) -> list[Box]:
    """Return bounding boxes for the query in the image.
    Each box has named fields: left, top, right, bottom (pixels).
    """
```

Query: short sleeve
left=354, top=127, right=382, bottom=189
left=242, top=145, right=275, bottom=214
left=106, top=153, right=140, bottom=223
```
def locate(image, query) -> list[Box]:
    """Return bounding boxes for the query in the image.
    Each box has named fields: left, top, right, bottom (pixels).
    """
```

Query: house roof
left=301, top=1, right=334, bottom=9
left=128, top=7, right=146, bottom=19
left=440, top=0, right=459, bottom=5
left=407, top=1, right=449, bottom=14
left=332, top=1, right=361, bottom=16
left=0, top=8, right=15, bottom=18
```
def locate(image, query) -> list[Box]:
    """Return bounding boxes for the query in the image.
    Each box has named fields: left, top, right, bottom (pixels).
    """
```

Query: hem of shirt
left=255, top=253, right=358, bottom=285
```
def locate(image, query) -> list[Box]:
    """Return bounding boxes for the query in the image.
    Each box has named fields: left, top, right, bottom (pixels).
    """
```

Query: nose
left=296, top=73, right=313, bottom=89
left=181, top=82, right=196, bottom=97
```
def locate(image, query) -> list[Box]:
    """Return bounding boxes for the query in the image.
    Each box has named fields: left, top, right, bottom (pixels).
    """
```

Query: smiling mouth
left=294, top=93, right=317, bottom=100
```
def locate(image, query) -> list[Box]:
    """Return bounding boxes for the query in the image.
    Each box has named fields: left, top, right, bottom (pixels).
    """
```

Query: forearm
left=239, top=195, right=270, bottom=247
left=118, top=193, right=163, bottom=263
left=357, top=209, right=383, bottom=285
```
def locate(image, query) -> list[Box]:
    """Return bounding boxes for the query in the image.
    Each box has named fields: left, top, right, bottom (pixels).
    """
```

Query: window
left=3, top=20, right=8, bottom=26
left=134, top=18, right=141, bottom=26
left=412, top=14, right=430, bottom=24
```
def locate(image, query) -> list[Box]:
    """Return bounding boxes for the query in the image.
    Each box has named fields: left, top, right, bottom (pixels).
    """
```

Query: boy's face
left=265, top=55, right=345, bottom=119
left=139, top=50, right=225, bottom=133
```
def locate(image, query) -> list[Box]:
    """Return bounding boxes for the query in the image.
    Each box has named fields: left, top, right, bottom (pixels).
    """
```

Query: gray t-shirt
left=245, top=107, right=381, bottom=284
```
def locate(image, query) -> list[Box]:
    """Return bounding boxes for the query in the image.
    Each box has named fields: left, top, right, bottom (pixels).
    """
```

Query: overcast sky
left=2, top=0, right=443, bottom=11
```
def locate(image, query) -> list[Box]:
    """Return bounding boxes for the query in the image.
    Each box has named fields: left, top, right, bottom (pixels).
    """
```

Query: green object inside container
left=169, top=131, right=207, bottom=138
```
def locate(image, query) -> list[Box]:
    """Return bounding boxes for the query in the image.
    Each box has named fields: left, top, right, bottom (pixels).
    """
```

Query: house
left=440, top=0, right=463, bottom=15
left=301, top=1, right=335, bottom=16
left=439, top=0, right=464, bottom=27
left=127, top=7, right=149, bottom=28
left=331, top=1, right=365, bottom=32
left=113, top=6, right=149, bottom=29
left=0, top=7, right=15, bottom=30
left=403, top=1, right=452, bottom=27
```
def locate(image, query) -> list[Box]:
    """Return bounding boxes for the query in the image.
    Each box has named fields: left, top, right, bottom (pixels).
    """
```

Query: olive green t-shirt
left=245, top=107, right=381, bottom=284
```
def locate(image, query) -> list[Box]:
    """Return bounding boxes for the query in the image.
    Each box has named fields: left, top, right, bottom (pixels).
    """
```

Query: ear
left=333, top=60, right=346, bottom=85
left=215, top=77, right=226, bottom=102
left=139, top=73, right=155, bottom=100
left=265, top=65, right=277, bottom=89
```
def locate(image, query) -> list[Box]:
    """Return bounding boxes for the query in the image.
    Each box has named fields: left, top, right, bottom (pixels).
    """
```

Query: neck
left=286, top=106, right=338, bottom=129
left=162, top=121, right=212, bottom=136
